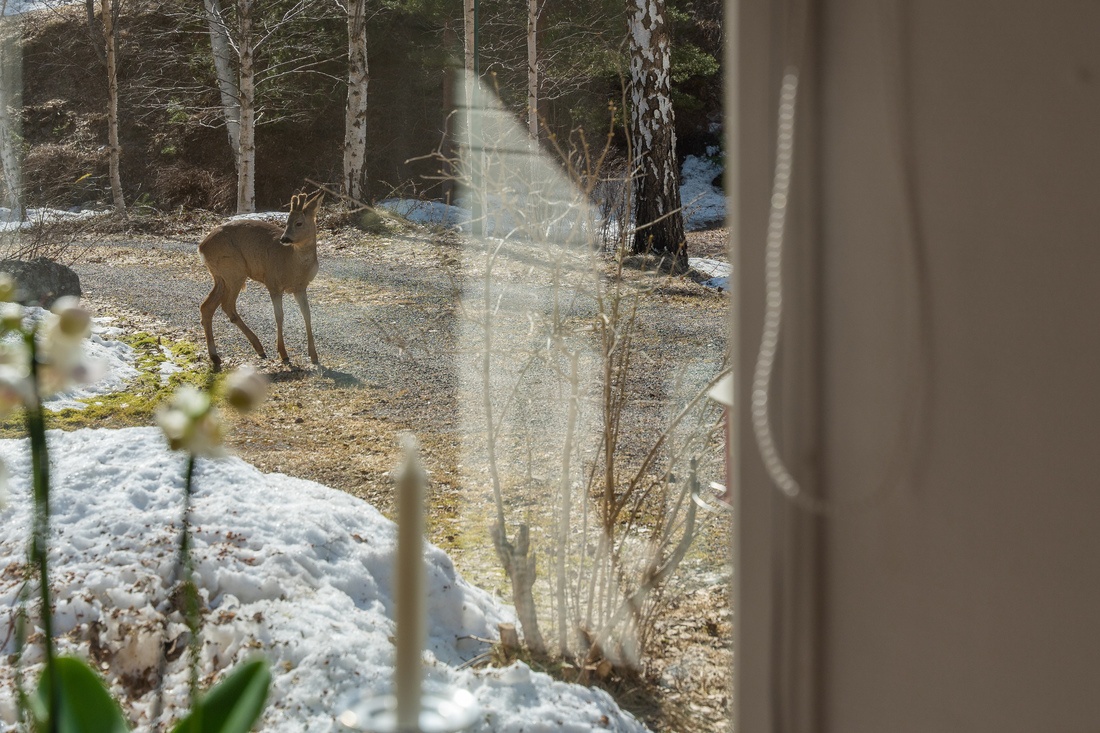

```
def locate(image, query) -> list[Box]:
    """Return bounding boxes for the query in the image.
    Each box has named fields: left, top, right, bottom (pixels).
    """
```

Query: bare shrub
left=152, top=164, right=235, bottom=212
left=22, top=142, right=104, bottom=209
left=0, top=211, right=102, bottom=265
left=586, top=154, right=631, bottom=253
left=452, top=74, right=727, bottom=672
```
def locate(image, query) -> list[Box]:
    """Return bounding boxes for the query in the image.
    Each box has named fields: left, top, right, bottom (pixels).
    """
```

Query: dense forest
left=8, top=0, right=722, bottom=217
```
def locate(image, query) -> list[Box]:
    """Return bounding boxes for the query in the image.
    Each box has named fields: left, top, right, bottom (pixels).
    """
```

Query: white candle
left=394, top=436, right=426, bottom=732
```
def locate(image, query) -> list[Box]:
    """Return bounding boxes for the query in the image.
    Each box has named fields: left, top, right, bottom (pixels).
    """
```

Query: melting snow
left=0, top=314, right=651, bottom=730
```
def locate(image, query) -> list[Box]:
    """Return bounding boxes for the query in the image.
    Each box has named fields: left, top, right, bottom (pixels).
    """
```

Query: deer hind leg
left=200, top=279, right=226, bottom=370
left=293, top=290, right=319, bottom=364
left=268, top=287, right=290, bottom=364
left=222, top=279, right=268, bottom=360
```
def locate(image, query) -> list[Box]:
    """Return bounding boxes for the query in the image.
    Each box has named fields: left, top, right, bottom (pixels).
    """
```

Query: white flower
left=36, top=299, right=95, bottom=397
left=43, top=298, right=91, bottom=346
left=156, top=385, right=227, bottom=458
left=0, top=363, right=31, bottom=415
left=224, top=366, right=268, bottom=412
left=157, top=407, right=189, bottom=444
left=0, top=338, right=29, bottom=371
left=173, top=385, right=211, bottom=418
left=188, top=408, right=227, bottom=458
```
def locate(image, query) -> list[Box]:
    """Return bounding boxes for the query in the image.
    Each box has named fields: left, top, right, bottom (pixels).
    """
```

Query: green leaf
left=36, top=657, right=130, bottom=733
left=171, top=659, right=271, bottom=733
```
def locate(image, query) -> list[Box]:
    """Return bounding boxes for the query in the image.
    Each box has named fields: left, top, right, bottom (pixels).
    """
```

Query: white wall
left=734, top=2, right=1100, bottom=731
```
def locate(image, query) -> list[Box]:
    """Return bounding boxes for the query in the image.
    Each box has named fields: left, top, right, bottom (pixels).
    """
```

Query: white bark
left=236, top=0, right=256, bottom=213
left=0, top=4, right=21, bottom=220
left=627, top=0, right=685, bottom=258
left=342, top=0, right=368, bottom=201
left=463, top=0, right=474, bottom=106
left=204, top=0, right=241, bottom=169
left=526, top=0, right=538, bottom=139
left=101, top=0, right=124, bottom=212
left=463, top=0, right=474, bottom=75
left=463, top=0, right=483, bottom=235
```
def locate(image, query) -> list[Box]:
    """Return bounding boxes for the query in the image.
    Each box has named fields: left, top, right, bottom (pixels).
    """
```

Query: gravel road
left=73, top=228, right=729, bottom=437
left=76, top=234, right=457, bottom=391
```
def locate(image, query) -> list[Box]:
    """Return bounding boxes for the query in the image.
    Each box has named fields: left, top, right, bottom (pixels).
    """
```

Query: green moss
left=0, top=331, right=214, bottom=439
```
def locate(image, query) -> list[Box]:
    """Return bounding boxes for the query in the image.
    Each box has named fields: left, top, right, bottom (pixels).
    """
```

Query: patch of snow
left=158, top=345, right=183, bottom=385
left=0, top=207, right=106, bottom=232
left=680, top=154, right=725, bottom=232
left=3, top=311, right=139, bottom=412
left=0, top=427, right=651, bottom=731
left=688, top=257, right=730, bottom=292
left=377, top=198, right=467, bottom=229
left=42, top=325, right=138, bottom=411
left=227, top=211, right=288, bottom=223
left=1, top=0, right=67, bottom=16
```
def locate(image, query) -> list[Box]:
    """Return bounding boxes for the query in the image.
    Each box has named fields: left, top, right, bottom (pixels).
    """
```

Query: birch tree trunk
left=236, top=0, right=256, bottom=213
left=463, top=0, right=483, bottom=236
left=440, top=22, right=457, bottom=204
left=526, top=0, right=538, bottom=139
left=101, top=0, right=124, bottom=212
left=204, top=0, right=240, bottom=170
left=342, top=0, right=368, bottom=202
left=0, top=4, right=22, bottom=221
left=463, top=0, right=474, bottom=83
left=463, top=0, right=475, bottom=120
left=627, top=0, right=685, bottom=263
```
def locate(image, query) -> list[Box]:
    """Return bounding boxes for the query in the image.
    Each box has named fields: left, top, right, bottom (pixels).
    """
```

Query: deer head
left=280, top=190, right=324, bottom=245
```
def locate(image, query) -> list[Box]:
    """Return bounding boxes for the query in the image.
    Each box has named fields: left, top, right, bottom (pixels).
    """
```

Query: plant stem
left=554, top=350, right=578, bottom=656
left=25, top=331, right=58, bottom=732
left=13, top=577, right=30, bottom=728
left=180, top=453, right=202, bottom=726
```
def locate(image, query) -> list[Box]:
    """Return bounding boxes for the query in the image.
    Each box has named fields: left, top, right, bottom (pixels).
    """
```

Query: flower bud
left=0, top=273, right=15, bottom=303
left=156, top=407, right=190, bottom=451
left=51, top=297, right=91, bottom=338
left=224, top=366, right=267, bottom=412
left=0, top=302, right=23, bottom=332
left=156, top=384, right=227, bottom=458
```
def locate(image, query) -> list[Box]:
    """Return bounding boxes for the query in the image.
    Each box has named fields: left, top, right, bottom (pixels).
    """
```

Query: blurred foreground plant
left=152, top=365, right=270, bottom=733
left=2, top=280, right=271, bottom=732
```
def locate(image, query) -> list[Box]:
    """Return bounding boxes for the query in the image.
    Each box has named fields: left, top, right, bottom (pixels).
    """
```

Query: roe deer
left=199, top=190, right=324, bottom=370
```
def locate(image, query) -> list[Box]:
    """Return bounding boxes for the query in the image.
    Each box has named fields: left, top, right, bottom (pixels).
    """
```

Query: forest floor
left=40, top=213, right=733, bottom=733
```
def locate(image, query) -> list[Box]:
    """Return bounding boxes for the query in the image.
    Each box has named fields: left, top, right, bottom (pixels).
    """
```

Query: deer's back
left=199, top=220, right=304, bottom=288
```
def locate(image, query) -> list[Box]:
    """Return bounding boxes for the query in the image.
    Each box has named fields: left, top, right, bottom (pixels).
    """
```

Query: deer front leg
left=269, top=289, right=290, bottom=363
left=294, top=290, right=319, bottom=364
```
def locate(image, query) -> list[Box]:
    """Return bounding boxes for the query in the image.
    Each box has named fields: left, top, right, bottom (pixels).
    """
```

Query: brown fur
left=199, top=191, right=324, bottom=370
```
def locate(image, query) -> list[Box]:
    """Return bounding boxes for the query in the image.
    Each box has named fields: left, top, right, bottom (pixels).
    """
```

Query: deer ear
left=305, top=191, right=324, bottom=214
